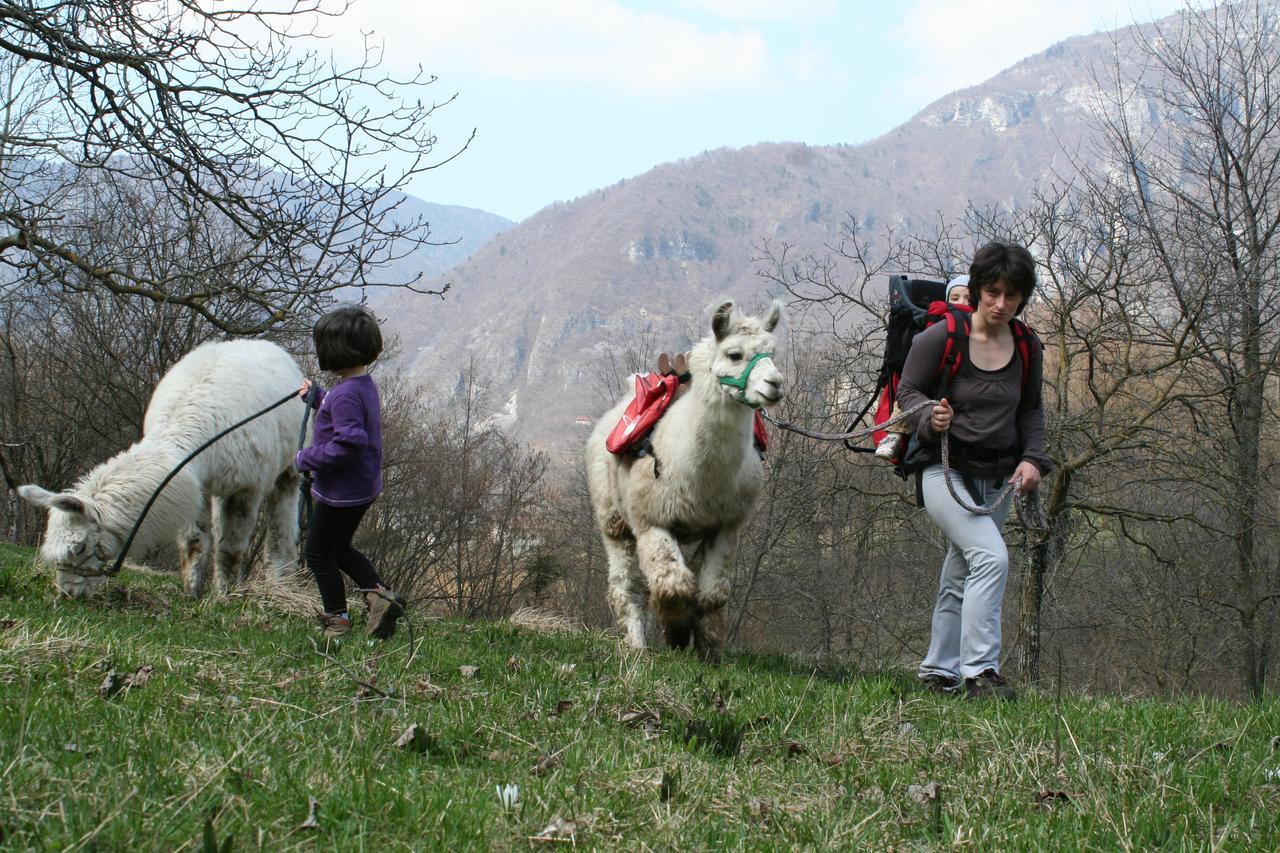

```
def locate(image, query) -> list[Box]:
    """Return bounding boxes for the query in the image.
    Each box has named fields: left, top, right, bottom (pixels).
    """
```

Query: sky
left=323, top=0, right=1187, bottom=223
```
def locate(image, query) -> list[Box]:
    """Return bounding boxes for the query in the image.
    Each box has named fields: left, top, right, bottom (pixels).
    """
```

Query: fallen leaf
left=506, top=656, right=520, bottom=671
left=1036, top=789, right=1072, bottom=805
left=821, top=752, right=845, bottom=767
left=531, top=814, right=576, bottom=842
left=415, top=679, right=444, bottom=698
left=778, top=737, right=808, bottom=758
left=532, top=752, right=563, bottom=775
left=299, top=797, right=320, bottom=829
left=459, top=665, right=478, bottom=679
left=395, top=724, right=430, bottom=753
left=99, top=670, right=123, bottom=699
left=907, top=782, right=942, bottom=804
left=125, top=665, right=155, bottom=688
left=620, top=708, right=658, bottom=726
left=551, top=700, right=573, bottom=717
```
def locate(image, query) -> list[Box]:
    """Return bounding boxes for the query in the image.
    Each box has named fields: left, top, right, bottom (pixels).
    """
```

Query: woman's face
left=977, top=279, right=1023, bottom=324
left=947, top=286, right=970, bottom=305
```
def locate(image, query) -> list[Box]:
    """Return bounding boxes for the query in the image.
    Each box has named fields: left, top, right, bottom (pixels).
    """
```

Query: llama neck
left=661, top=374, right=754, bottom=470
left=81, top=443, right=203, bottom=554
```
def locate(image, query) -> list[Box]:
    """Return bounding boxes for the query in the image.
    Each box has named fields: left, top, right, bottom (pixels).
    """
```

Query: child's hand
left=930, top=398, right=953, bottom=432
left=298, top=379, right=312, bottom=399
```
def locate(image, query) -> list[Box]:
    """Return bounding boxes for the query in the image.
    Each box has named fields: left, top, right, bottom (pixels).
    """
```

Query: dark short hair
left=314, top=306, right=383, bottom=371
left=967, top=241, right=1037, bottom=315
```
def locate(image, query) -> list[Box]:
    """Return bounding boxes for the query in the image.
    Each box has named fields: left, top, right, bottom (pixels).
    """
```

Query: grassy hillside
left=1, top=544, right=1278, bottom=849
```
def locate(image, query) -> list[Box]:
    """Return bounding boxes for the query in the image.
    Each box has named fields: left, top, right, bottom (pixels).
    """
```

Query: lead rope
left=106, top=389, right=304, bottom=577
left=760, top=400, right=1047, bottom=531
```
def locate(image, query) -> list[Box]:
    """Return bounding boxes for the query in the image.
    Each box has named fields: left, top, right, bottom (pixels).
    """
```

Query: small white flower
left=496, top=782, right=520, bottom=811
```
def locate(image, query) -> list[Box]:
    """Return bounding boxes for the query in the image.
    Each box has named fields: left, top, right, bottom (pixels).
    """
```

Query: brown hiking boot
left=920, top=673, right=960, bottom=695
left=366, top=588, right=406, bottom=639
left=318, top=612, right=351, bottom=638
left=964, top=669, right=1017, bottom=701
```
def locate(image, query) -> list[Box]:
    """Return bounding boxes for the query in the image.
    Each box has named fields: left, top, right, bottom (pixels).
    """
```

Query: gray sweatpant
left=916, top=464, right=1014, bottom=682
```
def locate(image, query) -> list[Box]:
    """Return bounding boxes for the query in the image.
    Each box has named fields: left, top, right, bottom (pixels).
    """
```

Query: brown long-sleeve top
left=896, top=319, right=1052, bottom=477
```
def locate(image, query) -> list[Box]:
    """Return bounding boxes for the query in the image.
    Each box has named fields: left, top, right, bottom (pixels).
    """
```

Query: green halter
left=718, top=352, right=774, bottom=406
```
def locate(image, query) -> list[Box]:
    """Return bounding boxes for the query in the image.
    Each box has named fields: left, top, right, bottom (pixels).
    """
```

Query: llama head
left=17, top=484, right=117, bottom=598
left=703, top=299, right=786, bottom=409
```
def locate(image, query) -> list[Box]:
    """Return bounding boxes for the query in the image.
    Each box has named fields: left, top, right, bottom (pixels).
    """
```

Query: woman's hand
left=1010, top=460, right=1041, bottom=493
left=298, top=379, right=312, bottom=399
left=930, top=398, right=953, bottom=433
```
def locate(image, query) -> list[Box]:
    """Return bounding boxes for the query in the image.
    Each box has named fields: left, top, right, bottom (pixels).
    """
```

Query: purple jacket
left=295, top=374, right=383, bottom=507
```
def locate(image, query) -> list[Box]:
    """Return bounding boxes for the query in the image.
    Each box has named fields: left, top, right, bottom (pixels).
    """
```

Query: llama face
left=709, top=301, right=786, bottom=409
left=17, top=485, right=116, bottom=597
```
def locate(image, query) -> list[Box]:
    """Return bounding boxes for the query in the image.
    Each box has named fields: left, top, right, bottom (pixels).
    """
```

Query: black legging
left=305, top=501, right=384, bottom=614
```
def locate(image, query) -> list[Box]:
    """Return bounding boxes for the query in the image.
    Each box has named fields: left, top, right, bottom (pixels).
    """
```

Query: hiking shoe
left=319, top=612, right=351, bottom=638
left=964, top=669, right=1017, bottom=701
left=920, top=673, right=961, bottom=695
left=874, top=434, right=901, bottom=461
left=366, top=589, right=406, bottom=639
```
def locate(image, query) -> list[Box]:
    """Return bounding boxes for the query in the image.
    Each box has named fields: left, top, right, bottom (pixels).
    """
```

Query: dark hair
left=967, top=241, right=1037, bottom=315
left=313, top=306, right=383, bottom=371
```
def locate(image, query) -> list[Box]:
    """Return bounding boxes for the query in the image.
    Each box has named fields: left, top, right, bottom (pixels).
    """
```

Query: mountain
left=367, top=195, right=515, bottom=295
left=380, top=17, right=1160, bottom=448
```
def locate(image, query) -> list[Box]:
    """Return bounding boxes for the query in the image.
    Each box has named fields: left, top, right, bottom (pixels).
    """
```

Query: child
left=296, top=306, right=406, bottom=639
left=874, top=276, right=971, bottom=461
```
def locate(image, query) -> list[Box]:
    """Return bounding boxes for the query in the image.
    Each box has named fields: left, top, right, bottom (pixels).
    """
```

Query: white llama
left=19, top=340, right=306, bottom=598
left=585, top=300, right=785, bottom=662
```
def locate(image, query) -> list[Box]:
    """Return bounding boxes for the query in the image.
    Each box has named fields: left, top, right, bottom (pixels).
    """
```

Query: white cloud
left=334, top=0, right=773, bottom=98
left=892, top=0, right=1186, bottom=102
left=677, top=0, right=837, bottom=22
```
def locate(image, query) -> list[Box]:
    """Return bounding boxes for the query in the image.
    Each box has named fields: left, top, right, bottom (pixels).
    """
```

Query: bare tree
left=0, top=0, right=466, bottom=334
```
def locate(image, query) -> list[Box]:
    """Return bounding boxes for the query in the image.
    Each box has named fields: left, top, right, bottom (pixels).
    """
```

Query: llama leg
left=635, top=527, right=697, bottom=648
left=264, top=467, right=301, bottom=580
left=178, top=498, right=214, bottom=598
left=603, top=536, right=648, bottom=648
left=693, top=527, right=738, bottom=663
left=212, top=488, right=263, bottom=593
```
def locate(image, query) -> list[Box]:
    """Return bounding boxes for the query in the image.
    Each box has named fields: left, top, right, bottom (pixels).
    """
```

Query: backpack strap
left=1010, top=318, right=1040, bottom=393
left=934, top=312, right=1041, bottom=397
left=933, top=306, right=971, bottom=397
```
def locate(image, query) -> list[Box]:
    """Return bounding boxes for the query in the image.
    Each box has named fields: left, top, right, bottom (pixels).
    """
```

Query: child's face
left=947, top=286, right=970, bottom=305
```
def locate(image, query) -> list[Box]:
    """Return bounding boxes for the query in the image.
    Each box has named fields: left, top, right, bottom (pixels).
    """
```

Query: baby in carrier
left=874, top=276, right=971, bottom=461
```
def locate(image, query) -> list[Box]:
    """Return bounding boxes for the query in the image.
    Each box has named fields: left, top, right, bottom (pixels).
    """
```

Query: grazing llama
left=585, top=300, right=785, bottom=661
left=19, top=340, right=306, bottom=598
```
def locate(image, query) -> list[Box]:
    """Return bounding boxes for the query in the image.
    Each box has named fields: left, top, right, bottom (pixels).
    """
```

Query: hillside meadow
left=1, top=543, right=1278, bottom=850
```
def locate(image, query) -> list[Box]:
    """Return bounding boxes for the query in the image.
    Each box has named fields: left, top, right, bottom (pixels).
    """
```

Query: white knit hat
left=945, top=275, right=971, bottom=301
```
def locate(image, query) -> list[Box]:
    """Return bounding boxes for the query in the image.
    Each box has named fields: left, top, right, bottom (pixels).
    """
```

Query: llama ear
left=17, top=484, right=56, bottom=509
left=18, top=485, right=88, bottom=517
left=712, top=301, right=734, bottom=341
left=763, top=299, right=784, bottom=332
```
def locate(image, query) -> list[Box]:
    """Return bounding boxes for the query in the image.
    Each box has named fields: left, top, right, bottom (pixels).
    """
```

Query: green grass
left=2, top=545, right=1279, bottom=850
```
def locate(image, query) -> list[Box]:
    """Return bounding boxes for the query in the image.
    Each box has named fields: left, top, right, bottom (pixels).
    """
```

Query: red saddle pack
left=606, top=372, right=769, bottom=456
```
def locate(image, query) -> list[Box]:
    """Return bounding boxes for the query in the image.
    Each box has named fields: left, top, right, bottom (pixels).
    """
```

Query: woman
left=896, top=241, right=1051, bottom=700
